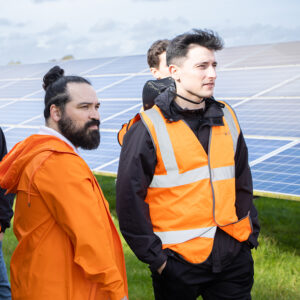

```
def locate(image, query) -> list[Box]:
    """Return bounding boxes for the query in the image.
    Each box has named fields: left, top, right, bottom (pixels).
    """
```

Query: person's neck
left=46, top=120, right=61, bottom=135
left=42, top=124, right=79, bottom=152
left=174, top=94, right=205, bottom=110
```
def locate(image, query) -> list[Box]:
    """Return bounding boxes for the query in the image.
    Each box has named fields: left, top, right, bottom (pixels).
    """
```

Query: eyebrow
left=197, top=60, right=217, bottom=64
left=77, top=101, right=100, bottom=106
left=194, top=61, right=218, bottom=66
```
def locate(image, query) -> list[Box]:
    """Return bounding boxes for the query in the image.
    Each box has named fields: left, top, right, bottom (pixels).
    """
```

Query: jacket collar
left=38, top=126, right=79, bottom=154
left=155, top=88, right=224, bottom=126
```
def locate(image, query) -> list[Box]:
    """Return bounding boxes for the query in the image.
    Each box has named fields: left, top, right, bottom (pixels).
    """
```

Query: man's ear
left=49, top=104, right=62, bottom=122
left=150, top=67, right=161, bottom=80
left=169, top=64, right=180, bottom=81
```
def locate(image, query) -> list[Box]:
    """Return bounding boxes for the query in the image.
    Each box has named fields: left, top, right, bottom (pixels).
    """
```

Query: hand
left=0, top=232, right=3, bottom=242
left=157, top=261, right=167, bottom=275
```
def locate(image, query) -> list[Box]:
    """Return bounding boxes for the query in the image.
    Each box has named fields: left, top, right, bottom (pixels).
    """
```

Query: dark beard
left=58, top=115, right=100, bottom=150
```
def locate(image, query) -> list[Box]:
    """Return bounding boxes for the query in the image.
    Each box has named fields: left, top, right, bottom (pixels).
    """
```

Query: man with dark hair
left=0, top=66, right=128, bottom=300
left=147, top=39, right=170, bottom=80
left=0, top=128, right=14, bottom=300
left=116, top=29, right=259, bottom=300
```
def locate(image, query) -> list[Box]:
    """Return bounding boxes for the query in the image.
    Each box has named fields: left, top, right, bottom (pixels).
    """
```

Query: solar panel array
left=0, top=41, right=299, bottom=200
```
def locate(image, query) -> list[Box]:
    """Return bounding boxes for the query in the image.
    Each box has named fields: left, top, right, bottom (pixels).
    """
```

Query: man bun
left=43, top=66, right=65, bottom=91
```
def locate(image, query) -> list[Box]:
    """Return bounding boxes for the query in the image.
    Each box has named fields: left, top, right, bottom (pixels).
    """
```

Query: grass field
left=3, top=174, right=300, bottom=299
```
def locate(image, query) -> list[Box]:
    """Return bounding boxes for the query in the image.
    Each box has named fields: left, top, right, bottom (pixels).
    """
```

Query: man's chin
left=88, top=126, right=99, bottom=131
left=202, top=92, right=214, bottom=99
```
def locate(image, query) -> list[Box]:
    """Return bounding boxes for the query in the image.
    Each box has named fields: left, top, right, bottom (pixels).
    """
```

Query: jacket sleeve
left=116, top=121, right=168, bottom=272
left=235, top=131, right=260, bottom=248
left=0, top=128, right=15, bottom=233
left=35, top=153, right=126, bottom=300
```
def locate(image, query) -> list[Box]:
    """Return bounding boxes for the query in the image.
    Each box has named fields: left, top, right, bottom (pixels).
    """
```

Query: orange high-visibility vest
left=140, top=102, right=252, bottom=264
left=118, top=113, right=141, bottom=146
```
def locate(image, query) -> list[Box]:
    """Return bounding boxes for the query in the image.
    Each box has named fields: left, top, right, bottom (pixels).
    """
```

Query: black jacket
left=0, top=128, right=15, bottom=233
left=116, top=90, right=260, bottom=273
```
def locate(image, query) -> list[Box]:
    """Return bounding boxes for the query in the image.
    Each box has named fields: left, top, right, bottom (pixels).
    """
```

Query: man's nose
left=207, top=66, right=217, bottom=78
left=90, top=108, right=100, bottom=120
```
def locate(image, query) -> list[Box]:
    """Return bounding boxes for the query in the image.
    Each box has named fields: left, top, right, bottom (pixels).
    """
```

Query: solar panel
left=62, top=57, right=118, bottom=75
left=0, top=41, right=299, bottom=200
left=216, top=41, right=300, bottom=68
left=0, top=62, right=58, bottom=79
left=0, top=80, right=43, bottom=98
left=214, top=66, right=300, bottom=98
left=236, top=98, right=300, bottom=137
left=251, top=142, right=300, bottom=196
left=86, top=55, right=148, bottom=74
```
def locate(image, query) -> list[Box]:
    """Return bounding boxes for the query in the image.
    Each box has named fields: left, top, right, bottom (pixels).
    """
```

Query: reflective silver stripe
left=143, top=109, right=179, bottom=172
left=154, top=226, right=217, bottom=245
left=211, top=165, right=235, bottom=182
left=150, top=166, right=210, bottom=188
left=222, top=105, right=239, bottom=154
left=143, top=107, right=235, bottom=188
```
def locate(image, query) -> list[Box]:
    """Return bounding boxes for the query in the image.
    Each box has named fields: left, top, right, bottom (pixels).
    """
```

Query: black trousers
left=151, top=245, right=254, bottom=300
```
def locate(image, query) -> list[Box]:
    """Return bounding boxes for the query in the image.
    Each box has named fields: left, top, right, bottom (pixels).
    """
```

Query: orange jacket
left=0, top=134, right=128, bottom=300
left=140, top=103, right=252, bottom=264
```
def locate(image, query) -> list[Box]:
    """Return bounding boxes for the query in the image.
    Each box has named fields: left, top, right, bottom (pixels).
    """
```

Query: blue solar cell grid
left=251, top=142, right=300, bottom=196
left=0, top=101, right=44, bottom=124
left=0, top=80, right=42, bottom=98
left=96, top=75, right=152, bottom=98
left=79, top=131, right=121, bottom=174
left=87, top=55, right=148, bottom=74
left=0, top=41, right=300, bottom=198
left=236, top=98, right=300, bottom=137
left=214, top=66, right=300, bottom=98
left=245, top=139, right=290, bottom=162
left=3, top=127, right=40, bottom=151
left=263, top=78, right=300, bottom=97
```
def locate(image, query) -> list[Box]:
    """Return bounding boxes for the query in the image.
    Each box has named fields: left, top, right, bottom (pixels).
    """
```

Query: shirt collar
left=38, top=126, right=79, bottom=154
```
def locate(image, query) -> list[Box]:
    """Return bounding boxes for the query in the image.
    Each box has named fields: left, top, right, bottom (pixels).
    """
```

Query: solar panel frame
left=1, top=41, right=299, bottom=200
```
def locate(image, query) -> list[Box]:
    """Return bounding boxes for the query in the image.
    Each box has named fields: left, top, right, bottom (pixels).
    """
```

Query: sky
left=0, top=0, right=299, bottom=66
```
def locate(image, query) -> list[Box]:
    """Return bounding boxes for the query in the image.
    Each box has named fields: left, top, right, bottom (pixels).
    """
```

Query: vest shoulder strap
left=219, top=101, right=241, bottom=154
left=117, top=113, right=141, bottom=146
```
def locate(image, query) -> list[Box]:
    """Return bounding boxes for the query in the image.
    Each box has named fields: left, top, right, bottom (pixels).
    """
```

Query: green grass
left=3, top=175, right=300, bottom=299
left=251, top=197, right=300, bottom=300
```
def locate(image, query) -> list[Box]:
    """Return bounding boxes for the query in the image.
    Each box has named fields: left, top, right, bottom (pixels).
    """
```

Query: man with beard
left=0, top=66, right=128, bottom=300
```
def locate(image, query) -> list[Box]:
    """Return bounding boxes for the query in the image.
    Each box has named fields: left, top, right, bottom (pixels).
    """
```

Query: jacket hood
left=0, top=134, right=76, bottom=194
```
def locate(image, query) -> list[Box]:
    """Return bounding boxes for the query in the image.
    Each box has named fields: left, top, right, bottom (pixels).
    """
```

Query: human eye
left=78, top=104, right=89, bottom=110
left=196, top=63, right=208, bottom=69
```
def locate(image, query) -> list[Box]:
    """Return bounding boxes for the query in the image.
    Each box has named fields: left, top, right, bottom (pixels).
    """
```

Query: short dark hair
left=166, top=29, right=224, bottom=66
left=147, top=39, right=170, bottom=68
left=43, top=66, right=91, bottom=120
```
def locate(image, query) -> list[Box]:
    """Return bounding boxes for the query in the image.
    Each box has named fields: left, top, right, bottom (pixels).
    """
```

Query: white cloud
left=218, top=24, right=300, bottom=48
left=32, top=0, right=60, bottom=3
left=38, top=23, right=69, bottom=36
left=0, top=0, right=300, bottom=65
left=0, top=18, right=11, bottom=26
left=90, top=20, right=124, bottom=33
left=133, top=0, right=169, bottom=2
left=0, top=18, right=27, bottom=28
